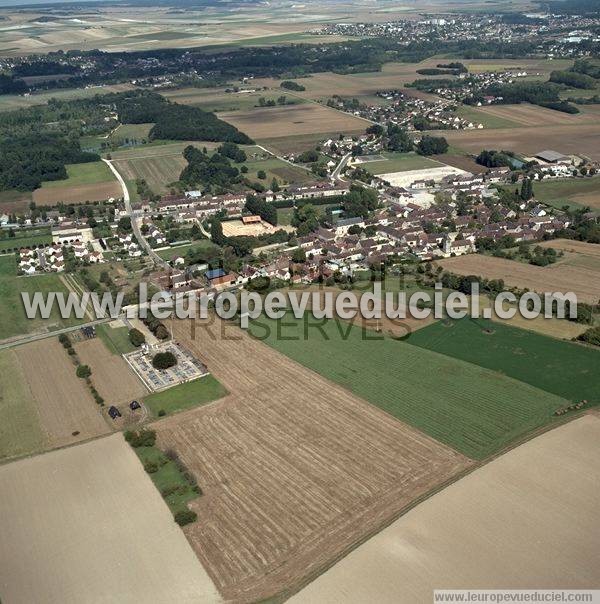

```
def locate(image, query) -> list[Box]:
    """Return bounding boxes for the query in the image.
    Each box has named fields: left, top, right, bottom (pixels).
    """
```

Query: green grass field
left=96, top=323, right=137, bottom=355
left=111, top=123, right=154, bottom=144
left=113, top=154, right=187, bottom=194
left=143, top=376, right=227, bottom=418
left=408, top=318, right=600, bottom=403
left=249, top=313, right=568, bottom=459
left=0, top=227, right=52, bottom=253
left=532, top=176, right=600, bottom=208
left=361, top=152, right=440, bottom=175
left=0, top=349, right=46, bottom=460
left=106, top=141, right=219, bottom=161
left=132, top=444, right=200, bottom=516
left=0, top=84, right=136, bottom=113
left=163, top=87, right=307, bottom=112
left=0, top=255, right=82, bottom=340
left=155, top=240, right=219, bottom=261
left=244, top=155, right=312, bottom=185
left=41, top=161, right=116, bottom=189
left=456, top=105, right=520, bottom=129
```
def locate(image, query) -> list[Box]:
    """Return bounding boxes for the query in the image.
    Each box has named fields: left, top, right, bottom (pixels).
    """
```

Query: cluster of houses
left=313, top=14, right=600, bottom=53
left=312, top=14, right=542, bottom=45
left=149, top=180, right=573, bottom=296
left=133, top=183, right=350, bottom=224
left=424, top=70, right=530, bottom=104
left=116, top=233, right=144, bottom=258
left=18, top=242, right=103, bottom=275
left=330, top=90, right=484, bottom=131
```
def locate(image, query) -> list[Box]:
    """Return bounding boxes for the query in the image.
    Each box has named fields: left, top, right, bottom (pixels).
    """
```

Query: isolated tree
left=174, top=510, right=197, bottom=526
left=76, top=365, right=92, bottom=379
left=118, top=216, right=132, bottom=233
left=292, top=247, right=307, bottom=263
left=129, top=328, right=146, bottom=347
left=152, top=352, right=177, bottom=370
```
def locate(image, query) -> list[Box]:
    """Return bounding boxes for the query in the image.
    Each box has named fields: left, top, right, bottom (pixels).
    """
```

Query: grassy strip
left=0, top=349, right=46, bottom=460
left=143, top=376, right=227, bottom=418
left=126, top=430, right=200, bottom=525
left=96, top=323, right=136, bottom=355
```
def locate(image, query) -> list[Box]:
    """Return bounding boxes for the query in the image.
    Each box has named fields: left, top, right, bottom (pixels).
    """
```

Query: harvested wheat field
left=15, top=339, right=110, bottom=449
left=74, top=338, right=147, bottom=404
left=474, top=103, right=597, bottom=127
left=0, top=433, right=220, bottom=604
left=537, top=238, right=600, bottom=260
left=437, top=254, right=600, bottom=304
left=153, top=317, right=470, bottom=603
left=291, top=414, right=600, bottom=603
left=32, top=181, right=122, bottom=205
left=444, top=123, right=600, bottom=162
left=219, top=103, right=368, bottom=141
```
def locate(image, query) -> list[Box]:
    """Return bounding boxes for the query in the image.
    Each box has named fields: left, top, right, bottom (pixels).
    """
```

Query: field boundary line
left=279, top=410, right=594, bottom=602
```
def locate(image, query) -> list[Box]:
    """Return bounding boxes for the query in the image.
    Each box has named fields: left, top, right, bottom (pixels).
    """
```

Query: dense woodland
left=0, top=134, right=98, bottom=191
left=179, top=146, right=243, bottom=192
left=0, top=90, right=253, bottom=192
left=114, top=91, right=253, bottom=144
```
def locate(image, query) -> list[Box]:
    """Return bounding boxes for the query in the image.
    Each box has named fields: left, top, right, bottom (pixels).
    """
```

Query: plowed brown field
left=154, top=317, right=470, bottom=603
left=15, top=339, right=110, bottom=449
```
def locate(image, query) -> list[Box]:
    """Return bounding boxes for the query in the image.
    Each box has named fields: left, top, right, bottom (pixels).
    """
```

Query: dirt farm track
left=153, top=318, right=471, bottom=602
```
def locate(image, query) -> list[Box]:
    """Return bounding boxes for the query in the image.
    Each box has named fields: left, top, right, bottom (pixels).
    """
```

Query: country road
left=103, top=158, right=170, bottom=270
left=0, top=317, right=113, bottom=351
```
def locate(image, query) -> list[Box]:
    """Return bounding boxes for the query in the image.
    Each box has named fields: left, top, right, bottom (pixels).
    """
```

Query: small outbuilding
left=108, top=406, right=122, bottom=420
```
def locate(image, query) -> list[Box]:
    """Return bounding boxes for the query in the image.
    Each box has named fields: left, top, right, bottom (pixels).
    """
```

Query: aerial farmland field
left=0, top=348, right=45, bottom=460
left=292, top=414, right=600, bottom=602
left=15, top=338, right=111, bottom=450
left=154, top=317, right=470, bottom=602
left=357, top=151, right=440, bottom=175
left=0, top=433, right=220, bottom=604
left=443, top=123, right=600, bottom=162
left=437, top=253, right=600, bottom=304
left=112, top=154, right=187, bottom=194
left=32, top=161, right=122, bottom=205
left=162, top=87, right=307, bottom=112
left=74, top=337, right=148, bottom=405
left=248, top=313, right=569, bottom=459
left=408, top=318, right=600, bottom=403
left=532, top=176, right=600, bottom=210
left=219, top=103, right=368, bottom=142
